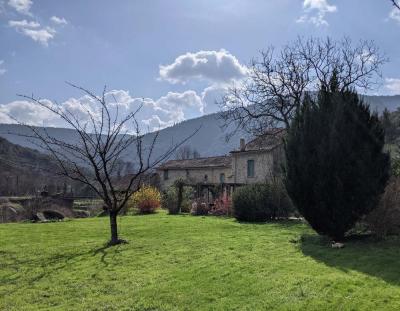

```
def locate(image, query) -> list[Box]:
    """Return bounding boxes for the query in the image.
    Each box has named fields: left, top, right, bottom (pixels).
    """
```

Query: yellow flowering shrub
left=130, top=186, right=161, bottom=214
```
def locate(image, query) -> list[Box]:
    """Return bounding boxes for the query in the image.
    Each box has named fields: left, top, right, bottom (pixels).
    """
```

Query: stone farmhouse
left=156, top=130, right=285, bottom=200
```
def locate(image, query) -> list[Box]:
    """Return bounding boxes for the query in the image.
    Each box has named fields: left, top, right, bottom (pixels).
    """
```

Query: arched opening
left=42, top=210, right=65, bottom=220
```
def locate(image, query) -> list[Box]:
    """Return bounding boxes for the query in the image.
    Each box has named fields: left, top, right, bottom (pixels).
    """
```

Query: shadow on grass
left=300, top=234, right=400, bottom=285
left=236, top=218, right=304, bottom=227
left=92, top=242, right=125, bottom=266
left=0, top=241, right=127, bottom=292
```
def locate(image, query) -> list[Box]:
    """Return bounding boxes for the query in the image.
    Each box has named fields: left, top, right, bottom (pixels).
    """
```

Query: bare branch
left=219, top=36, right=387, bottom=137
left=11, top=83, right=199, bottom=245
left=391, top=0, right=400, bottom=10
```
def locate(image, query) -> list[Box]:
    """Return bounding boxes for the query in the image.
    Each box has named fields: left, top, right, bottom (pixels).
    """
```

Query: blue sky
left=0, top=0, right=399, bottom=130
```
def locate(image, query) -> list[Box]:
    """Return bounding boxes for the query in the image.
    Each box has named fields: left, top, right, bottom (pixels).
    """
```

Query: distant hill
left=0, top=113, right=250, bottom=163
left=0, top=95, right=399, bottom=164
left=362, top=95, right=400, bottom=113
left=0, top=137, right=92, bottom=196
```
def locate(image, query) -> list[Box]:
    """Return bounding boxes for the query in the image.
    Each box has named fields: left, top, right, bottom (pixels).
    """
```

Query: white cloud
left=201, top=84, right=229, bottom=114
left=8, top=0, right=32, bottom=16
left=155, top=90, right=204, bottom=114
left=8, top=19, right=39, bottom=28
left=0, top=60, right=6, bottom=76
left=142, top=115, right=172, bottom=130
left=8, top=19, right=56, bottom=46
left=0, top=90, right=206, bottom=132
left=389, top=7, right=400, bottom=23
left=0, top=100, right=60, bottom=125
left=50, top=16, right=67, bottom=25
left=159, top=49, right=248, bottom=84
left=142, top=90, right=204, bottom=130
left=19, top=27, right=56, bottom=45
left=297, top=0, right=337, bottom=26
left=384, top=78, right=400, bottom=95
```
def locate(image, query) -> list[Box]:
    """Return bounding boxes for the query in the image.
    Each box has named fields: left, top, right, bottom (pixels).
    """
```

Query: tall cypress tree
left=285, top=75, right=390, bottom=240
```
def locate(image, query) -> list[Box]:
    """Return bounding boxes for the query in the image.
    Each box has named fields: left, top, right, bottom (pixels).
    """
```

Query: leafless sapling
left=16, top=83, right=198, bottom=245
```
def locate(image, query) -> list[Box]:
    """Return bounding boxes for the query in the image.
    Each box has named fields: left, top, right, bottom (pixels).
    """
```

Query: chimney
left=240, top=138, right=245, bottom=151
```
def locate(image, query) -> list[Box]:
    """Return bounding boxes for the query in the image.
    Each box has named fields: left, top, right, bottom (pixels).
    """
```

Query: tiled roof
left=232, top=129, right=285, bottom=153
left=158, top=156, right=231, bottom=170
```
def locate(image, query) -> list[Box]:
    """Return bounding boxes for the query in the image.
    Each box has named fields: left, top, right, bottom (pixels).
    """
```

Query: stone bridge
left=22, top=196, right=75, bottom=220
left=0, top=196, right=76, bottom=222
left=0, top=195, right=95, bottom=223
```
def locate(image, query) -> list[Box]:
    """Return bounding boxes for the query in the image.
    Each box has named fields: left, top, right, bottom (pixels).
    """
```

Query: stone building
left=156, top=130, right=285, bottom=199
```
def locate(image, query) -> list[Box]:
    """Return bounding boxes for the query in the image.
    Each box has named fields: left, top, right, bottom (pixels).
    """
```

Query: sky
left=0, top=0, right=399, bottom=131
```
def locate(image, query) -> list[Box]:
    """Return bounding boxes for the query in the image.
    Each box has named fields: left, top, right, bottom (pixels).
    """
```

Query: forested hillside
left=0, top=137, right=93, bottom=196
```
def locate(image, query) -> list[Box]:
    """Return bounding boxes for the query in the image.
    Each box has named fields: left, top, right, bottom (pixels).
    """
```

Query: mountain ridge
left=0, top=95, right=399, bottom=162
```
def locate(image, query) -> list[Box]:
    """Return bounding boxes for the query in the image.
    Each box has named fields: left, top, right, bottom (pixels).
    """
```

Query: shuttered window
left=247, top=160, right=255, bottom=177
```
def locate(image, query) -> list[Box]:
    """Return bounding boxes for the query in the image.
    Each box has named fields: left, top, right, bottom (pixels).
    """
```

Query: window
left=204, top=174, right=208, bottom=182
left=247, top=159, right=255, bottom=177
left=164, top=170, right=169, bottom=180
left=220, top=173, right=225, bottom=183
left=186, top=169, right=190, bottom=178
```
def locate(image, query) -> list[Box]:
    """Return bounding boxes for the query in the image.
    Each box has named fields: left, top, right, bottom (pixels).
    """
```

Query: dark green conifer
left=285, top=73, right=390, bottom=240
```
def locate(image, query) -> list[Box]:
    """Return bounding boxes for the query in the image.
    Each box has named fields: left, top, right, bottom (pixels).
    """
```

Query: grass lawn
left=2, top=212, right=400, bottom=310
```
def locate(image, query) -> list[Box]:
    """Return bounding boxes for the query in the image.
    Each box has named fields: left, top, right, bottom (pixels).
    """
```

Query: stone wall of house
left=232, top=150, right=275, bottom=184
left=157, top=144, right=285, bottom=190
left=158, top=166, right=233, bottom=190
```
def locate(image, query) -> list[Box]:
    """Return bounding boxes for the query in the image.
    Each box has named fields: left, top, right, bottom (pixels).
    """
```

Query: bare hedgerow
left=366, top=177, right=400, bottom=238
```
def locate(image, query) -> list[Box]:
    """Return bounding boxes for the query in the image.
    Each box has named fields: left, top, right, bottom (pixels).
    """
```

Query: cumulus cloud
left=0, top=60, right=6, bottom=76
left=8, top=0, right=32, bottom=16
left=384, top=78, right=400, bottom=95
left=0, top=100, right=60, bottom=125
left=296, top=0, right=337, bottom=26
left=50, top=16, right=68, bottom=25
left=8, top=19, right=56, bottom=46
left=142, top=90, right=204, bottom=130
left=0, top=89, right=207, bottom=132
left=389, top=7, right=400, bottom=23
left=159, top=49, right=248, bottom=84
left=201, top=84, right=229, bottom=115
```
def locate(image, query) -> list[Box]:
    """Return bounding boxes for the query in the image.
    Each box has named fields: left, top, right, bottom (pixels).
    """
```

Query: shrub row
left=232, top=181, right=294, bottom=222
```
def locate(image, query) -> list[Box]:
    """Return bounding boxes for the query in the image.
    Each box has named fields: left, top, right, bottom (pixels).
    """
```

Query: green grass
left=2, top=212, right=400, bottom=310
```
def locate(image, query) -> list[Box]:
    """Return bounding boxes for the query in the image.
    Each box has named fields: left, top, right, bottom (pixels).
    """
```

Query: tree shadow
left=236, top=218, right=304, bottom=227
left=300, top=234, right=400, bottom=286
left=0, top=241, right=127, bottom=293
left=92, top=242, right=126, bottom=267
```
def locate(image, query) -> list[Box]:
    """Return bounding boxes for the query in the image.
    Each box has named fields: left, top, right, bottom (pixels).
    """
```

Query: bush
left=130, top=186, right=161, bottom=214
left=365, top=177, right=400, bottom=238
left=209, top=195, right=232, bottom=216
left=232, top=182, right=293, bottom=222
left=190, top=199, right=210, bottom=216
left=285, top=75, right=390, bottom=240
left=162, top=185, right=193, bottom=214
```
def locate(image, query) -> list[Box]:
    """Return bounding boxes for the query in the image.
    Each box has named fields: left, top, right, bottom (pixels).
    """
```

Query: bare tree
left=391, top=0, right=400, bottom=10
left=15, top=83, right=197, bottom=246
left=220, top=37, right=387, bottom=137
left=174, top=145, right=201, bottom=160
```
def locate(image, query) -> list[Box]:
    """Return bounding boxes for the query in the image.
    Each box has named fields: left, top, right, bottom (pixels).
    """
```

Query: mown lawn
left=1, top=212, right=400, bottom=310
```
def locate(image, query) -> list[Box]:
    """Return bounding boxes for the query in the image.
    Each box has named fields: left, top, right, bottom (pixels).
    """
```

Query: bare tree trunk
left=177, top=183, right=183, bottom=214
left=109, top=211, right=119, bottom=245
left=16, top=83, right=199, bottom=246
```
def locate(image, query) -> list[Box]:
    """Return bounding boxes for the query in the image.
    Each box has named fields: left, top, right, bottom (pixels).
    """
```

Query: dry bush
left=365, top=177, right=400, bottom=238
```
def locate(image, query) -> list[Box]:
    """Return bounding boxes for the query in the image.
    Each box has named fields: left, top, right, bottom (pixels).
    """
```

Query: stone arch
left=42, top=210, right=65, bottom=220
